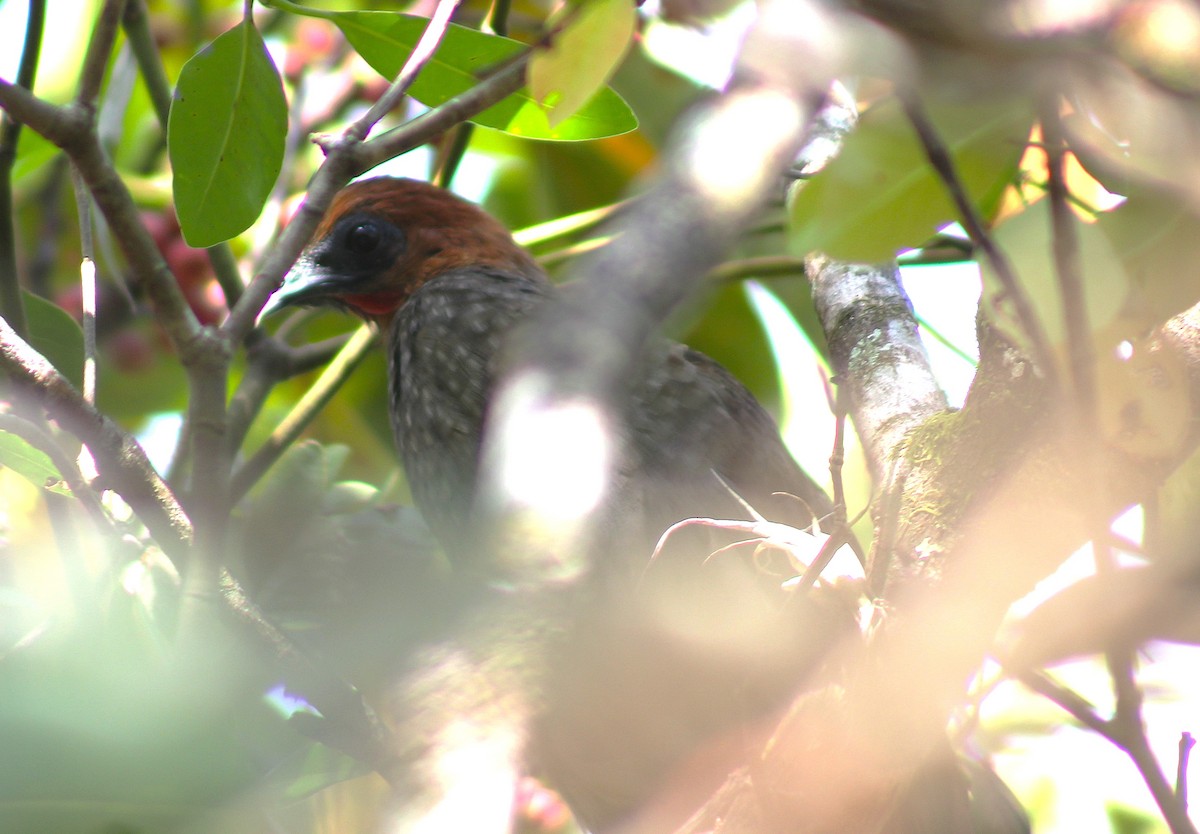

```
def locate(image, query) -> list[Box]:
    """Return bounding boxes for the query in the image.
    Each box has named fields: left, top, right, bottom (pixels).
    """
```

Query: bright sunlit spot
left=899, top=259, right=982, bottom=407
left=490, top=374, right=611, bottom=532
left=989, top=504, right=1200, bottom=831
left=682, top=87, right=804, bottom=213
left=640, top=0, right=757, bottom=89
left=400, top=716, right=521, bottom=834
left=263, top=684, right=319, bottom=720
left=0, top=0, right=99, bottom=93
left=743, top=280, right=837, bottom=490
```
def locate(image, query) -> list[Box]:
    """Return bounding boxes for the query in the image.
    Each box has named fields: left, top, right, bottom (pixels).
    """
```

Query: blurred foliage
left=4, top=0, right=1200, bottom=832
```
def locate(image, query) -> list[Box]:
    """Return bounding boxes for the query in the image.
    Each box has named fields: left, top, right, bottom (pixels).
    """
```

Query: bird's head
left=263, top=177, right=541, bottom=327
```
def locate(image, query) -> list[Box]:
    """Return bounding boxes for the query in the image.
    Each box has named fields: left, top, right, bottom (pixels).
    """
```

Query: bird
left=262, top=176, right=849, bottom=832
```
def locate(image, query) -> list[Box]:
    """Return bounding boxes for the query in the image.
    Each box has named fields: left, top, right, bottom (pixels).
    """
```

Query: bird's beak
left=258, top=255, right=339, bottom=322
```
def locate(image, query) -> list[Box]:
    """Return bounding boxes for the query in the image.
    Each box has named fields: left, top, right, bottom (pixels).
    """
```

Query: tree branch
left=0, top=0, right=46, bottom=338
left=0, top=79, right=204, bottom=353
left=808, top=257, right=946, bottom=481
left=0, top=314, right=193, bottom=561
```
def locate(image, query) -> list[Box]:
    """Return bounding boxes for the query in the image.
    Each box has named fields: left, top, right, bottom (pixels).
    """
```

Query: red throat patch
left=341, top=290, right=405, bottom=325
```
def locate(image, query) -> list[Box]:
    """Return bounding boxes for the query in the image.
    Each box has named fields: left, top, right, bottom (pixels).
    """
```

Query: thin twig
left=1022, top=669, right=1197, bottom=834
left=1040, top=103, right=1096, bottom=430
left=69, top=167, right=98, bottom=405
left=1179, top=733, right=1195, bottom=810
left=432, top=123, right=474, bottom=188
left=1019, top=669, right=1111, bottom=735
left=351, top=53, right=528, bottom=174
left=347, top=0, right=464, bottom=143
left=76, top=0, right=127, bottom=112
left=225, top=331, right=350, bottom=455
left=899, top=92, right=1057, bottom=384
left=708, top=255, right=809, bottom=285
left=1037, top=105, right=1179, bottom=829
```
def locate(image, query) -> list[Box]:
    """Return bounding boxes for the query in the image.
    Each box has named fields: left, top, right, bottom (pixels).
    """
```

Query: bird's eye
left=345, top=221, right=381, bottom=255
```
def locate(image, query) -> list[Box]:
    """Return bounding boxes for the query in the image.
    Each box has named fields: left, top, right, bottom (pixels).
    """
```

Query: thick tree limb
left=678, top=274, right=1200, bottom=832
left=808, top=257, right=947, bottom=482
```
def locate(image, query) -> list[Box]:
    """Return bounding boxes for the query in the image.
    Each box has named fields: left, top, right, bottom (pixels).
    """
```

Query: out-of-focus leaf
left=981, top=196, right=1197, bottom=459
left=0, top=616, right=300, bottom=834
left=1107, top=802, right=1162, bottom=834
left=96, top=329, right=189, bottom=422
left=322, top=480, right=381, bottom=515
left=320, top=11, right=637, bottom=140
left=1100, top=195, right=1200, bottom=328
left=789, top=98, right=1031, bottom=262
left=1111, top=0, right=1200, bottom=96
left=242, top=440, right=352, bottom=534
left=278, top=739, right=373, bottom=800
left=529, top=0, right=636, bottom=128
left=0, top=430, right=71, bottom=495
left=1150, top=442, right=1200, bottom=569
left=980, top=200, right=1129, bottom=356
left=168, top=18, right=286, bottom=247
left=23, top=290, right=84, bottom=388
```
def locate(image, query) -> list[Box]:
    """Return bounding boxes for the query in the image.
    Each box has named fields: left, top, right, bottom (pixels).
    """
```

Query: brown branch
left=0, top=313, right=193, bottom=561
left=76, top=0, right=126, bottom=108
left=346, top=0, right=463, bottom=144
left=0, top=79, right=204, bottom=352
left=675, top=240, right=1200, bottom=834
left=1021, top=670, right=1196, bottom=834
left=224, top=330, right=351, bottom=456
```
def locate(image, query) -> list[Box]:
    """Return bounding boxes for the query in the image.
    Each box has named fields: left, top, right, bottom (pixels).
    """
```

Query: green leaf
left=789, top=98, right=1032, bottom=262
left=279, top=739, right=371, bottom=800
left=1100, top=195, right=1200, bottom=328
left=529, top=0, right=636, bottom=128
left=168, top=18, right=287, bottom=247
left=324, top=11, right=637, bottom=140
left=1106, top=803, right=1160, bottom=834
left=23, top=290, right=84, bottom=389
left=0, top=430, right=71, bottom=495
left=984, top=195, right=1200, bottom=361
